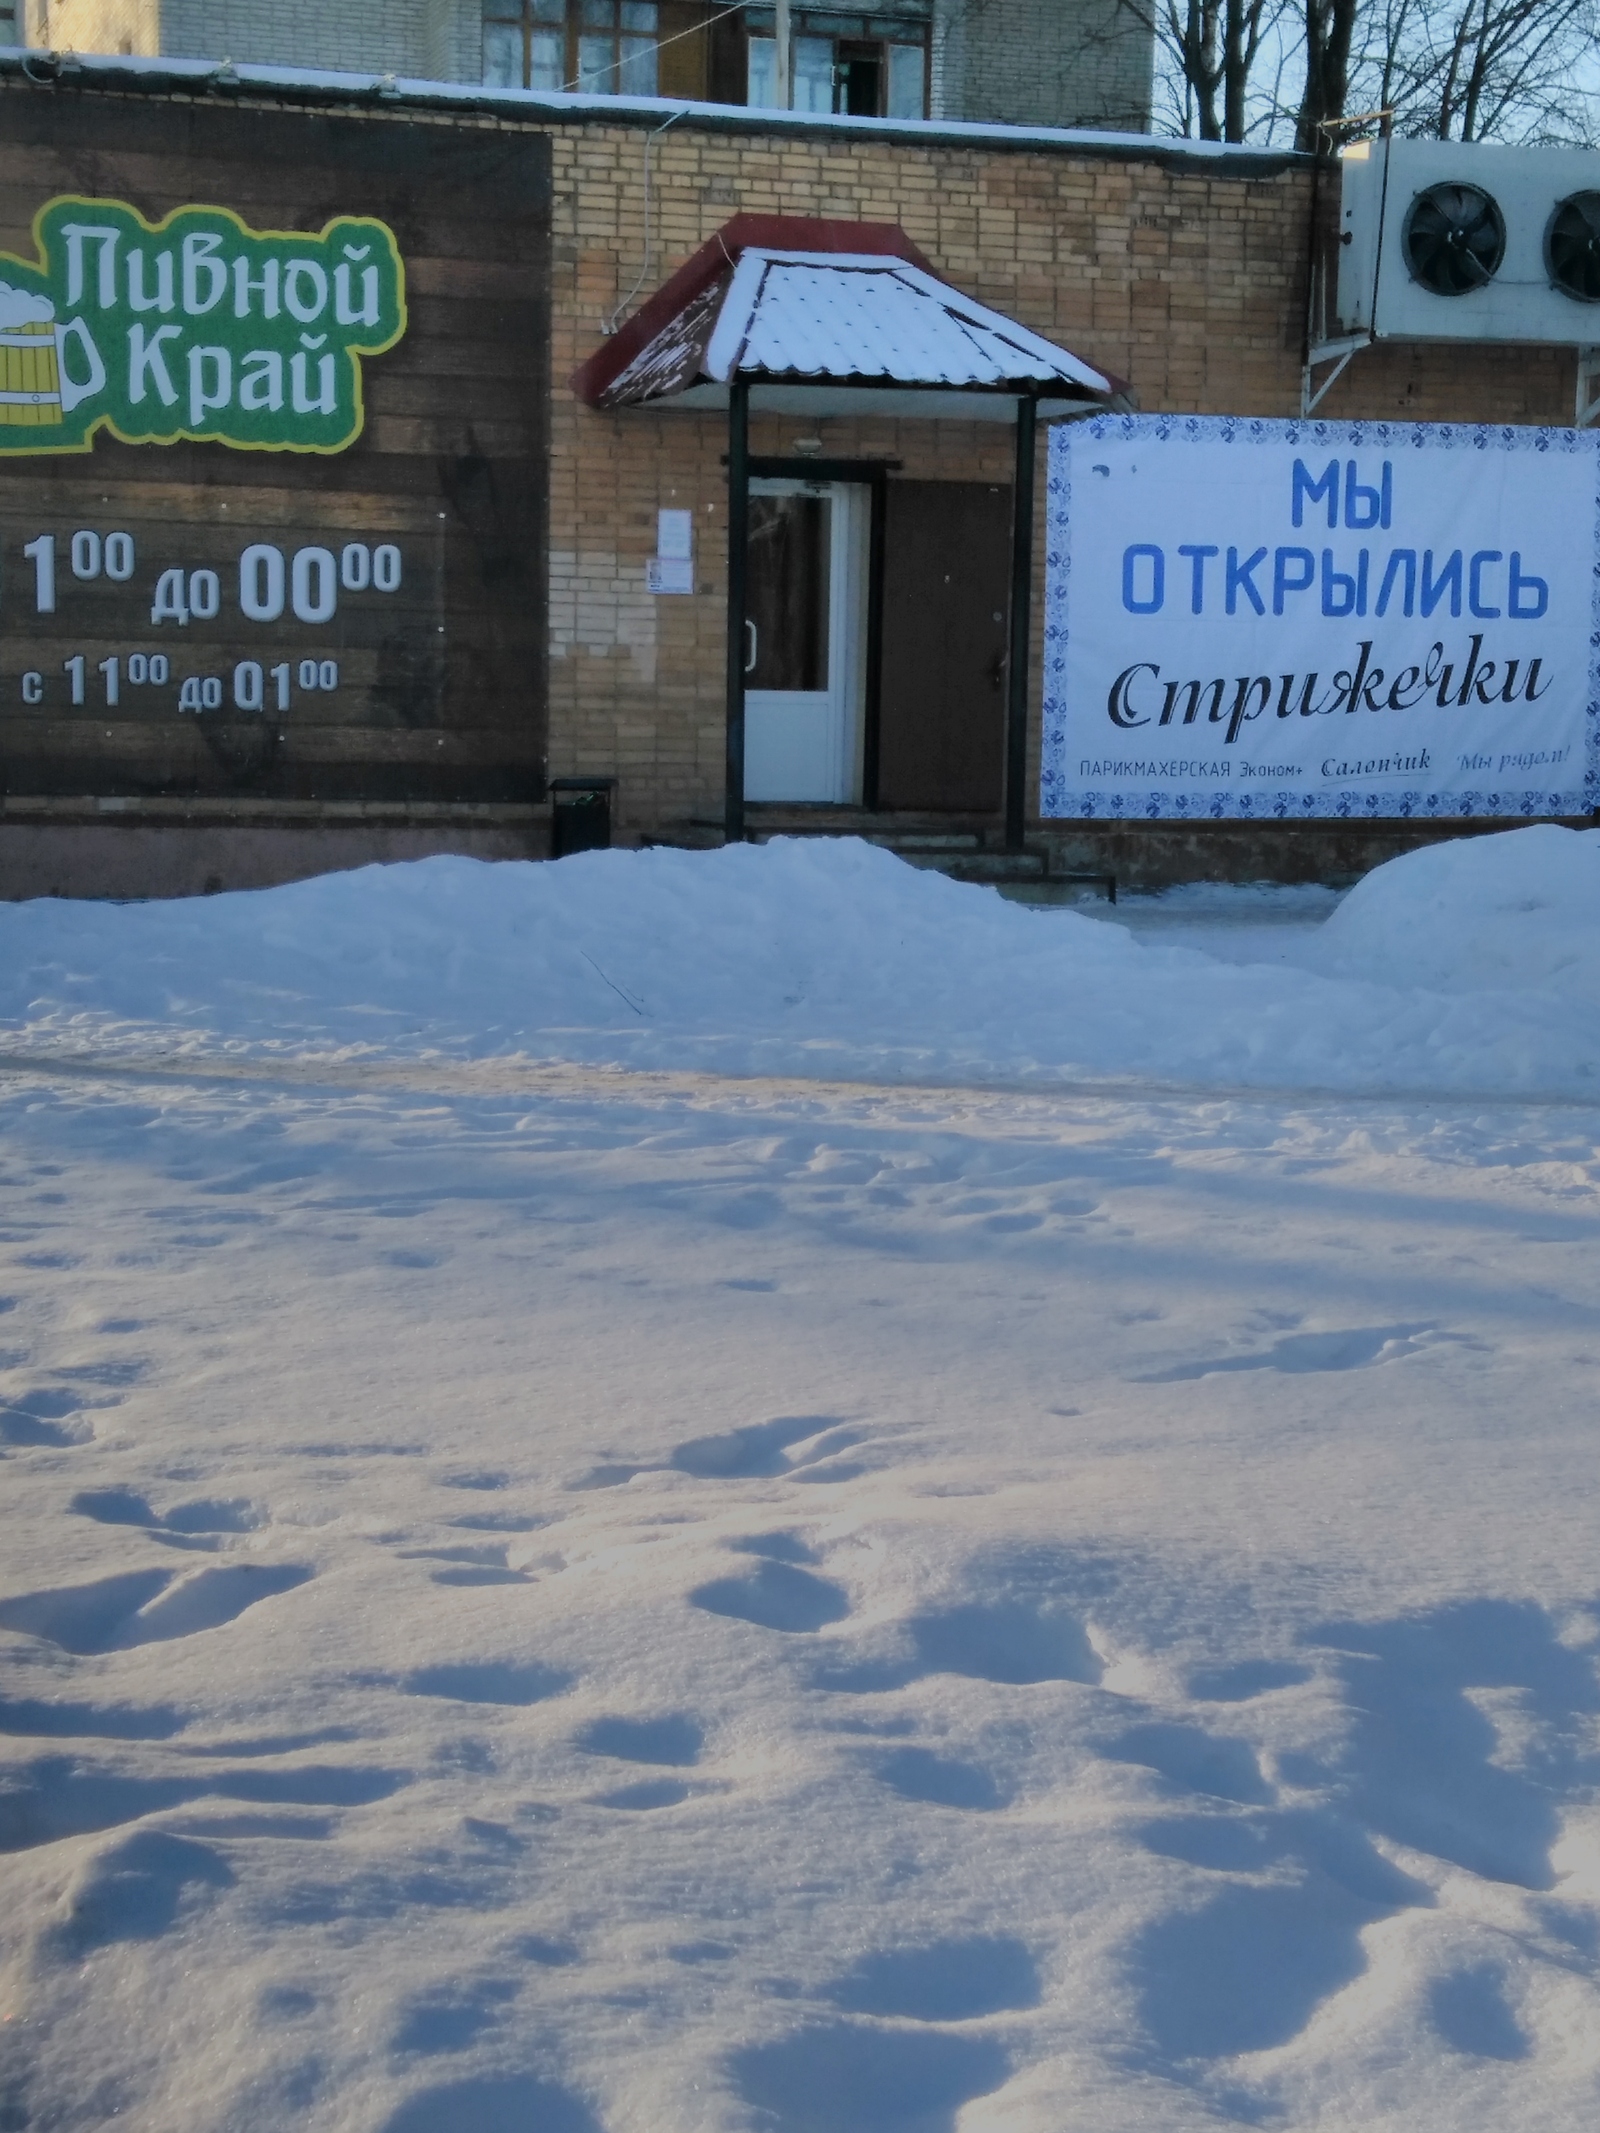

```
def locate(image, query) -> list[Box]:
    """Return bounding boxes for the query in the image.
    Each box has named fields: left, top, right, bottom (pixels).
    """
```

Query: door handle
left=987, top=649, right=1008, bottom=690
left=745, top=619, right=758, bottom=674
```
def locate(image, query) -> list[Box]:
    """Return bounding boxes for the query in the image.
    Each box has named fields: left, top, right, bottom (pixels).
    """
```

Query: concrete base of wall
left=0, top=808, right=1581, bottom=904
left=0, top=816, right=551, bottom=903
left=1039, top=816, right=1591, bottom=893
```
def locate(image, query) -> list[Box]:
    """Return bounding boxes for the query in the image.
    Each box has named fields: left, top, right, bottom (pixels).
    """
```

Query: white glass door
left=743, top=479, right=866, bottom=804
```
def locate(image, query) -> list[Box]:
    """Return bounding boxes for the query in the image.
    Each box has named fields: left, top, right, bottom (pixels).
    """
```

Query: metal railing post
left=724, top=377, right=750, bottom=843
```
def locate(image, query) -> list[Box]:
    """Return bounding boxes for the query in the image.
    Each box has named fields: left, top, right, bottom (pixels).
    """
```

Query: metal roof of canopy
left=568, top=217, right=1125, bottom=857
left=572, top=215, right=1125, bottom=417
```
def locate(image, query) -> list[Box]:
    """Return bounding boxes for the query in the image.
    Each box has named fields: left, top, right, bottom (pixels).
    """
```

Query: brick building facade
left=17, top=0, right=1154, bottom=132
left=0, top=57, right=1586, bottom=894
left=542, top=104, right=1573, bottom=861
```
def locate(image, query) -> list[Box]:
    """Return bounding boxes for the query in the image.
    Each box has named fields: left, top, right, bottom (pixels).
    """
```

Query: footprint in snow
left=70, top=1488, right=266, bottom=1546
left=402, top=1662, right=571, bottom=1707
left=731, top=2024, right=1009, bottom=2133
left=0, top=1694, right=186, bottom=1743
left=391, top=1978, right=519, bottom=2055
left=590, top=1778, right=692, bottom=1810
left=570, top=1415, right=865, bottom=1491
left=813, top=1572, right=1106, bottom=1696
left=1137, top=1322, right=1451, bottom=1382
left=690, top=1558, right=850, bottom=1634
left=875, top=1746, right=1008, bottom=1812
left=1187, top=1658, right=1312, bottom=1701
left=826, top=1935, right=1041, bottom=2021
left=0, top=1752, right=404, bottom=1855
left=396, top=1542, right=532, bottom=1587
left=0, top=1563, right=311, bottom=1655
left=1124, top=1594, right=1592, bottom=2064
left=910, top=1598, right=1103, bottom=1686
left=1106, top=1722, right=1272, bottom=1805
left=577, top=1713, right=703, bottom=1766
left=0, top=1385, right=110, bottom=1448
left=1427, top=1964, right=1530, bottom=2061
left=380, top=2074, right=601, bottom=2133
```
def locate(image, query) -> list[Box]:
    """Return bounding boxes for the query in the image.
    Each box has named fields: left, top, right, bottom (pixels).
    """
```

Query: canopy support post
left=1004, top=391, right=1037, bottom=854
left=724, top=378, right=750, bottom=844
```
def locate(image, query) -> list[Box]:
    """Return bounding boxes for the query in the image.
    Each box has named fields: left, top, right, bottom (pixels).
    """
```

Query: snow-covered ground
left=1060, top=879, right=1347, bottom=966
left=2, top=828, right=1599, bottom=2132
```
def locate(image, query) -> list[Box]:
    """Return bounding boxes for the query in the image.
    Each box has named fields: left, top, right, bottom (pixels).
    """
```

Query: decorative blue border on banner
left=1039, top=413, right=1600, bottom=823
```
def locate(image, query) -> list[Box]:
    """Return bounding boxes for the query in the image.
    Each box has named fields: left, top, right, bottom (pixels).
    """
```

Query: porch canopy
left=572, top=214, right=1121, bottom=421
left=573, top=217, right=1126, bottom=844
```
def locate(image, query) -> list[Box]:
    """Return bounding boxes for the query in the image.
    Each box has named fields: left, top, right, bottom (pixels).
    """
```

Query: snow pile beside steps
left=0, top=824, right=1596, bottom=1097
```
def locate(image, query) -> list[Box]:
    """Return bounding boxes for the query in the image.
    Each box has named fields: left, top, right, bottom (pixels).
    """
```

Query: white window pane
left=580, top=0, right=611, bottom=26
left=482, top=20, right=522, bottom=86
left=887, top=43, right=925, bottom=119
left=530, top=29, right=564, bottom=88
left=793, top=35, right=833, bottom=113
left=621, top=2, right=657, bottom=29
left=617, top=34, right=658, bottom=93
left=578, top=32, right=613, bottom=86
left=747, top=34, right=777, bottom=107
left=530, top=0, right=564, bottom=19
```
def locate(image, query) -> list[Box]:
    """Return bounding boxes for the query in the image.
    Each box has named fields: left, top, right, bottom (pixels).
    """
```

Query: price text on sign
left=8, top=528, right=406, bottom=718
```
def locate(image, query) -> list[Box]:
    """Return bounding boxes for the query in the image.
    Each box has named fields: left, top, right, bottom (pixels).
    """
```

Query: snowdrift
left=1, top=824, right=1597, bottom=1096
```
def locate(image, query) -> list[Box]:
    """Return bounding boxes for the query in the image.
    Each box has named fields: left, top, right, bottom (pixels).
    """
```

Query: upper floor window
left=483, top=0, right=660, bottom=96
left=746, top=12, right=927, bottom=119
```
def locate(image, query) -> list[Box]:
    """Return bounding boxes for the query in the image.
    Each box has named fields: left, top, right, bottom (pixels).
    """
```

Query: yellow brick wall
left=542, top=118, right=1577, bottom=835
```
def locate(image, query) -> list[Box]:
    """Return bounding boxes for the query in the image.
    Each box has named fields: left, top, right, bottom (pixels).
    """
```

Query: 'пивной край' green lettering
left=0, top=195, right=405, bottom=457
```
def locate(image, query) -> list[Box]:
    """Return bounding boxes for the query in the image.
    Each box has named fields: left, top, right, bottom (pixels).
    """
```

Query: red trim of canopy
left=571, top=216, right=946, bottom=407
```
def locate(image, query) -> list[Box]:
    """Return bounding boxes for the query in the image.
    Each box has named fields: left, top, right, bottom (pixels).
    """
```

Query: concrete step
left=997, top=879, right=1117, bottom=907
left=901, top=849, right=1048, bottom=882
left=865, top=832, right=982, bottom=852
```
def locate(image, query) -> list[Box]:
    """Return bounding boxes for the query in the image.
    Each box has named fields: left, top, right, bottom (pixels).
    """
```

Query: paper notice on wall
left=656, top=509, right=694, bottom=561
left=1040, top=416, right=1600, bottom=821
left=647, top=556, right=694, bottom=595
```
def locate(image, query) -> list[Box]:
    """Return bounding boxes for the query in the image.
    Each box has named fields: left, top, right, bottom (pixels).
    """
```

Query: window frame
left=743, top=10, right=930, bottom=119
left=482, top=0, right=662, bottom=97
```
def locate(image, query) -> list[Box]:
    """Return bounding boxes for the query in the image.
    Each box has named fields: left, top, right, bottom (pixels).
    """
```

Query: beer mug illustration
left=0, top=281, right=105, bottom=429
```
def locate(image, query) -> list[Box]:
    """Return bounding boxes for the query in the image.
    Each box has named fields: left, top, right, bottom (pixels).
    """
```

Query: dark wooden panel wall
left=0, top=86, right=550, bottom=804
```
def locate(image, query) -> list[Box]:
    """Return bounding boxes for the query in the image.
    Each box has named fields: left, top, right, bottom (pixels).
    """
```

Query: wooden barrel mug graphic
left=0, top=280, right=105, bottom=429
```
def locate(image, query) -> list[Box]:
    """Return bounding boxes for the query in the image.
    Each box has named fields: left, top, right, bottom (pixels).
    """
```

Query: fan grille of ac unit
left=1402, top=184, right=1506, bottom=295
left=1546, top=192, right=1600, bottom=302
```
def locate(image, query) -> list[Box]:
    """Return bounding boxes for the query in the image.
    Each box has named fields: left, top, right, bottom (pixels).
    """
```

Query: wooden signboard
left=0, top=87, right=549, bottom=803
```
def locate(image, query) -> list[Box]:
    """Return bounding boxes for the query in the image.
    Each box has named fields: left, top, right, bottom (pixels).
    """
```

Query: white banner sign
left=1040, top=416, right=1600, bottom=821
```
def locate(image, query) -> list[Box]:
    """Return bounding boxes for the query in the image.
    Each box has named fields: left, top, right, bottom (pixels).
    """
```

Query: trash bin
left=549, top=776, right=617, bottom=859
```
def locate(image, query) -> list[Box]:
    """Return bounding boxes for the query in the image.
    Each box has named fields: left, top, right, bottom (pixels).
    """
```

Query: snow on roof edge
left=0, top=45, right=1307, bottom=169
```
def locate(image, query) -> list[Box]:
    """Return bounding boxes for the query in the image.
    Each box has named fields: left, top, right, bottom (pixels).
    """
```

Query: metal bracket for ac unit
left=1301, top=335, right=1371, bottom=417
left=1578, top=347, right=1600, bottom=427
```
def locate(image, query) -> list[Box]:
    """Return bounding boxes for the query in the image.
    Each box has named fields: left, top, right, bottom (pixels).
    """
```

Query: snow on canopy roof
left=573, top=216, right=1121, bottom=410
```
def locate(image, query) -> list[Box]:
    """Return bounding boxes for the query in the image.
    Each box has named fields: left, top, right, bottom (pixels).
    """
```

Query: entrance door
left=744, top=479, right=867, bottom=803
left=877, top=481, right=1012, bottom=813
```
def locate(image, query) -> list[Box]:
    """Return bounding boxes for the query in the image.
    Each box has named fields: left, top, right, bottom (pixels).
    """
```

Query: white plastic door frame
left=743, top=477, right=867, bottom=804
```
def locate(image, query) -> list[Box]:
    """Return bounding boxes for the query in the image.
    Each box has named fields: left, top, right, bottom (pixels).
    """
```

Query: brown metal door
left=876, top=480, right=1011, bottom=813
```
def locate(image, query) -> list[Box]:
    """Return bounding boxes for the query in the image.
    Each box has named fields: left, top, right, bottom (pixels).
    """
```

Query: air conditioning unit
left=1335, top=137, right=1600, bottom=345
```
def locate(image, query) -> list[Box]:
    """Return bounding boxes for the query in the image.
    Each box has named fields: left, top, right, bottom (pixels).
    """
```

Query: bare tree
left=1296, top=0, right=1360, bottom=146
left=1380, top=0, right=1597, bottom=140
left=1143, top=0, right=1600, bottom=145
left=1129, top=0, right=1295, bottom=139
